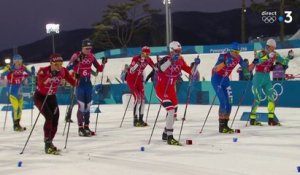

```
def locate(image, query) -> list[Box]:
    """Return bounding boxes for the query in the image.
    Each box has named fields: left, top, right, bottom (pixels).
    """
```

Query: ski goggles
left=13, top=59, right=23, bottom=64
left=84, top=47, right=92, bottom=51
left=142, top=52, right=150, bottom=57
left=172, top=48, right=182, bottom=54
left=231, top=49, right=240, bottom=55
left=51, top=61, right=63, bottom=67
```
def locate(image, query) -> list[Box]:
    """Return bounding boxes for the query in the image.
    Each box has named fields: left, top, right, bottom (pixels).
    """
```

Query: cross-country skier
left=67, top=38, right=107, bottom=136
left=34, top=53, right=76, bottom=154
left=250, top=39, right=290, bottom=126
left=211, top=42, right=250, bottom=133
left=0, top=54, right=33, bottom=131
left=126, top=46, right=156, bottom=127
left=156, top=41, right=200, bottom=145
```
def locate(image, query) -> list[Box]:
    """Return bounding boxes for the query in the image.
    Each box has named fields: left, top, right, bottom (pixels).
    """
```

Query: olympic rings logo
left=50, top=76, right=62, bottom=84
left=260, top=83, right=283, bottom=101
left=170, top=64, right=180, bottom=73
left=14, top=70, right=24, bottom=75
left=82, top=58, right=92, bottom=65
left=262, top=16, right=277, bottom=23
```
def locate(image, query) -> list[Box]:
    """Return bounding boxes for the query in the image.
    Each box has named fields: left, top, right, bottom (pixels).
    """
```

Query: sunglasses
left=173, top=49, right=182, bottom=54
left=52, top=61, right=63, bottom=66
left=231, top=49, right=240, bottom=54
left=14, top=60, right=23, bottom=63
left=142, top=52, right=150, bottom=57
left=84, top=47, right=92, bottom=50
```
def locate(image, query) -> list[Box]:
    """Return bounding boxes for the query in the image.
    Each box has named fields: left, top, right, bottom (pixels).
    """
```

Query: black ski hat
left=82, top=39, right=93, bottom=47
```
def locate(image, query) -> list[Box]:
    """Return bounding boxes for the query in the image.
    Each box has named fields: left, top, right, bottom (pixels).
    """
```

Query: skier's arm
left=66, top=53, right=83, bottom=70
left=0, top=65, right=11, bottom=77
left=213, top=54, right=226, bottom=72
left=158, top=56, right=171, bottom=72
left=129, top=57, right=140, bottom=74
left=92, top=57, right=104, bottom=73
left=37, top=68, right=51, bottom=86
left=275, top=52, right=289, bottom=66
left=146, top=57, right=155, bottom=68
left=63, top=67, right=76, bottom=86
left=181, top=57, right=192, bottom=75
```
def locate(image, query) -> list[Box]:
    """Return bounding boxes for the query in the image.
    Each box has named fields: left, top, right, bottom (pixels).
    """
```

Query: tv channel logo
left=261, top=11, right=293, bottom=24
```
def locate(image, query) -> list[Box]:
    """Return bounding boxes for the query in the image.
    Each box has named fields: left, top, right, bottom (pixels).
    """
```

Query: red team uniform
left=34, top=54, right=76, bottom=154
left=156, top=41, right=200, bottom=146
left=126, top=46, right=155, bottom=127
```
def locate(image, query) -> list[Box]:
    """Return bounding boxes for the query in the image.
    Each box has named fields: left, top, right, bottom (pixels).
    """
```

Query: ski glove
left=194, top=57, right=201, bottom=65
left=252, top=58, right=259, bottom=65
left=75, top=73, right=80, bottom=79
left=74, top=53, right=84, bottom=65
left=269, top=52, right=276, bottom=58
left=9, top=65, right=16, bottom=71
left=101, top=57, right=108, bottom=64
left=171, top=54, right=180, bottom=62
left=288, top=50, right=294, bottom=60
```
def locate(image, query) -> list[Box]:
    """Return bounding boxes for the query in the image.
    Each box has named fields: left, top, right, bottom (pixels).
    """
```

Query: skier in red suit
left=156, top=41, right=200, bottom=146
left=126, top=46, right=155, bottom=127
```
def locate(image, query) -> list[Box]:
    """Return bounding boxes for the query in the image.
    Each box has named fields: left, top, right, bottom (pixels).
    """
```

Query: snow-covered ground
left=0, top=104, right=300, bottom=175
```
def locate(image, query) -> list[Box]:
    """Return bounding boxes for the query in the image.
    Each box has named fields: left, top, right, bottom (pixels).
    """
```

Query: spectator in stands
left=120, top=64, right=129, bottom=83
left=237, top=59, right=253, bottom=80
left=272, top=62, right=285, bottom=81
left=189, top=62, right=200, bottom=82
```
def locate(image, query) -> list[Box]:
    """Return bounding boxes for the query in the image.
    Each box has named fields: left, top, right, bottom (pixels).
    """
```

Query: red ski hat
left=50, top=53, right=63, bottom=62
left=141, top=46, right=151, bottom=55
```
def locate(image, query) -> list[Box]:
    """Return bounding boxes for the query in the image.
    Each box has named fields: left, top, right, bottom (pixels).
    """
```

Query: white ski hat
left=169, top=41, right=182, bottom=52
left=266, top=39, right=276, bottom=48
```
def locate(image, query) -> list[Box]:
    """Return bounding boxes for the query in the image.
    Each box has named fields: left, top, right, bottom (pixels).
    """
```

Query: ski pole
left=230, top=79, right=252, bottom=128
left=178, top=60, right=199, bottom=141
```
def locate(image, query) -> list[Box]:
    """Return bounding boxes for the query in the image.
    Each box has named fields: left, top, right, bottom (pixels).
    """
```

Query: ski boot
left=162, top=128, right=168, bottom=141
left=268, top=118, right=281, bottom=126
left=135, top=120, right=148, bottom=127
left=133, top=116, right=138, bottom=127
left=45, top=139, right=59, bottom=155
left=84, top=125, right=95, bottom=136
left=133, top=116, right=148, bottom=127
left=78, top=127, right=90, bottom=137
left=250, top=119, right=263, bottom=126
left=167, top=135, right=182, bottom=146
left=13, top=119, right=26, bottom=132
left=219, top=119, right=234, bottom=134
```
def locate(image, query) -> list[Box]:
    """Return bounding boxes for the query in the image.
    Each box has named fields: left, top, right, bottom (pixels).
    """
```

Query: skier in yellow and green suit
left=249, top=39, right=290, bottom=126
left=1, top=54, right=33, bottom=131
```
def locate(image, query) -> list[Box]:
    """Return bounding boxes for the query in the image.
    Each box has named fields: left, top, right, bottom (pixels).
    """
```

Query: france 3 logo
left=261, top=11, right=293, bottom=24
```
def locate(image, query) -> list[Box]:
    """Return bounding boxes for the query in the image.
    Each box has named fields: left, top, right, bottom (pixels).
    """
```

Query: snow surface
left=0, top=104, right=300, bottom=175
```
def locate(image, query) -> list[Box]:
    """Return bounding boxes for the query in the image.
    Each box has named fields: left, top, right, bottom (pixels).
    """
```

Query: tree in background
left=92, top=0, right=160, bottom=50
left=251, top=0, right=300, bottom=41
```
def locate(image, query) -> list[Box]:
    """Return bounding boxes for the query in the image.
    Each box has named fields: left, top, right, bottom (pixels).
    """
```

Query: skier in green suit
left=250, top=38, right=290, bottom=126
